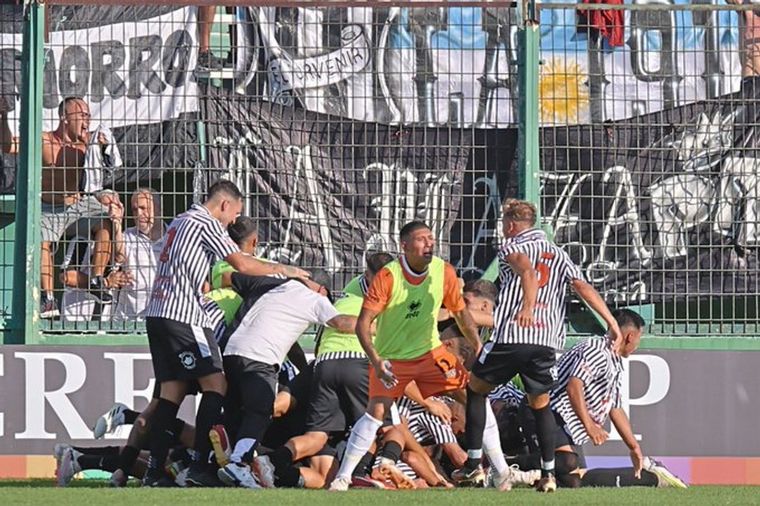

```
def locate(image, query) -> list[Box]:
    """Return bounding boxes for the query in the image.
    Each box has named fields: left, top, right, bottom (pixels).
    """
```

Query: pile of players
left=54, top=182, right=687, bottom=491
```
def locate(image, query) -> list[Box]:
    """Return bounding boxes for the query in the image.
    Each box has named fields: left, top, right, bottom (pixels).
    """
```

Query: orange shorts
left=368, top=345, right=469, bottom=399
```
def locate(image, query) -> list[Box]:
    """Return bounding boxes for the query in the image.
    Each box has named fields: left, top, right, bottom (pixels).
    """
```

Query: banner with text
left=0, top=6, right=198, bottom=132
left=0, top=345, right=755, bottom=462
left=233, top=2, right=744, bottom=127
left=205, top=93, right=471, bottom=287
left=540, top=77, right=760, bottom=304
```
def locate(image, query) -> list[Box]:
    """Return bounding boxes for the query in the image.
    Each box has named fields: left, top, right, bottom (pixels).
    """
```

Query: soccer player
left=439, top=279, right=498, bottom=335
left=495, top=309, right=686, bottom=489
left=456, top=199, right=622, bottom=492
left=259, top=252, right=394, bottom=488
left=329, top=221, right=512, bottom=491
left=142, top=180, right=309, bottom=487
left=215, top=272, right=356, bottom=489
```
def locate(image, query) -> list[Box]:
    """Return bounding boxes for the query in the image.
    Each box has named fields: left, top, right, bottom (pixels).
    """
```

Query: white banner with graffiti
left=230, top=2, right=744, bottom=127
left=0, top=6, right=198, bottom=133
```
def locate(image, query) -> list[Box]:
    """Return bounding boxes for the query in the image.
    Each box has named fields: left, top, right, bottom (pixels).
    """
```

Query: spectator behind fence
left=111, top=188, right=166, bottom=322
left=197, top=6, right=234, bottom=70
left=0, top=96, right=122, bottom=319
left=59, top=191, right=132, bottom=323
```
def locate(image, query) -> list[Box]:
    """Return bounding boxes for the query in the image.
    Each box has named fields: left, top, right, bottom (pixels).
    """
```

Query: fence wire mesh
left=0, top=1, right=757, bottom=338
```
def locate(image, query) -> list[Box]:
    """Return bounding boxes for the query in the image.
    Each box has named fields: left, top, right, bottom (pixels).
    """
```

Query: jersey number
left=536, top=252, right=555, bottom=289
left=159, top=228, right=178, bottom=262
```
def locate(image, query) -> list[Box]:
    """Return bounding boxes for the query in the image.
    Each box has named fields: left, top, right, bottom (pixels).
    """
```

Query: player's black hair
left=228, top=216, right=257, bottom=247
left=366, top=251, right=394, bottom=274
left=310, top=268, right=334, bottom=303
left=612, top=308, right=646, bottom=330
left=399, top=221, right=430, bottom=243
left=463, top=279, right=498, bottom=304
left=206, top=179, right=243, bottom=202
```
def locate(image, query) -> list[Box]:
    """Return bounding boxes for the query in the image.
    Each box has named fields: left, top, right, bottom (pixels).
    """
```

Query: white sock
left=482, top=401, right=509, bottom=475
left=230, top=438, right=256, bottom=464
left=335, top=413, right=383, bottom=480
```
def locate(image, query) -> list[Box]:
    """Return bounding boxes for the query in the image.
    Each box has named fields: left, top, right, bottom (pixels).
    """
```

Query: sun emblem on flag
left=538, top=59, right=589, bottom=125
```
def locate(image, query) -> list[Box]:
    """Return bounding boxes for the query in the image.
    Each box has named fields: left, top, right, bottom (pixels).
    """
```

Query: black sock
left=72, top=445, right=120, bottom=456
left=581, top=468, right=659, bottom=487
left=117, top=445, right=141, bottom=475
left=464, top=386, right=487, bottom=470
left=146, top=398, right=180, bottom=474
left=123, top=409, right=140, bottom=425
left=194, top=391, right=225, bottom=464
left=274, top=464, right=302, bottom=487
left=354, top=451, right=375, bottom=477
left=531, top=405, right=556, bottom=476
left=269, top=446, right=294, bottom=473
left=78, top=454, right=121, bottom=473
left=558, top=473, right=582, bottom=488
left=379, top=441, right=402, bottom=463
left=555, top=451, right=579, bottom=475
left=171, top=418, right=186, bottom=446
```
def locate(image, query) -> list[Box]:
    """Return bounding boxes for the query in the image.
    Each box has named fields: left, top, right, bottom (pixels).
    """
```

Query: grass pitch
left=0, top=481, right=758, bottom=506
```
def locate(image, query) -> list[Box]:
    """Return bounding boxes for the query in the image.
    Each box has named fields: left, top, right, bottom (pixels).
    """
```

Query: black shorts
left=223, top=355, right=280, bottom=441
left=305, top=357, right=369, bottom=434
left=472, top=342, right=556, bottom=394
left=146, top=317, right=223, bottom=384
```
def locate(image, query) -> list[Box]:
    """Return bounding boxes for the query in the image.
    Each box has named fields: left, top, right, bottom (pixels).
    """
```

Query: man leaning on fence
left=0, top=96, right=121, bottom=319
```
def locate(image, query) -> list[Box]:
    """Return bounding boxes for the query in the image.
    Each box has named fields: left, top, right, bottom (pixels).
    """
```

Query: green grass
left=0, top=481, right=758, bottom=505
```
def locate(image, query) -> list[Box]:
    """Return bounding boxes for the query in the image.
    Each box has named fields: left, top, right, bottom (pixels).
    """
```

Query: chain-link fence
left=1, top=1, right=758, bottom=339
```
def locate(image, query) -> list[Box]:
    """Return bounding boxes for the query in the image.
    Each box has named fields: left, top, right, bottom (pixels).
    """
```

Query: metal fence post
left=11, top=0, right=44, bottom=344
left=517, top=0, right=540, bottom=209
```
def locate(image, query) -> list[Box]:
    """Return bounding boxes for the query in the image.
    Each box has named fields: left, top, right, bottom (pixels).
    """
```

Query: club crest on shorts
left=179, top=351, right=197, bottom=370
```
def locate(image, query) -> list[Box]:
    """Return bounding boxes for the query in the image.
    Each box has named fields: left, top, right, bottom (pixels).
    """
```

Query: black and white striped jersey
left=201, top=297, right=227, bottom=344
left=488, top=382, right=525, bottom=409
left=145, top=204, right=239, bottom=327
left=550, top=336, right=623, bottom=446
left=492, top=228, right=583, bottom=350
left=396, top=396, right=457, bottom=446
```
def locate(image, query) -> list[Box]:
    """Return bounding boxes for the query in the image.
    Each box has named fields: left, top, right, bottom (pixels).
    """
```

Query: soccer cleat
left=644, top=457, right=688, bottom=489
left=535, top=472, right=557, bottom=493
left=142, top=471, right=177, bottom=488
left=351, top=475, right=387, bottom=489
left=55, top=445, right=82, bottom=487
left=109, top=469, right=128, bottom=488
left=495, top=464, right=540, bottom=489
left=93, top=402, right=128, bottom=439
left=490, top=466, right=514, bottom=491
left=53, top=443, right=68, bottom=462
left=328, top=476, right=351, bottom=491
left=40, top=298, right=60, bottom=319
left=451, top=465, right=486, bottom=488
left=174, top=467, right=190, bottom=488
left=252, top=454, right=276, bottom=488
left=373, top=460, right=416, bottom=490
left=185, top=463, right=225, bottom=487
left=209, top=424, right=231, bottom=468
left=217, top=462, right=261, bottom=489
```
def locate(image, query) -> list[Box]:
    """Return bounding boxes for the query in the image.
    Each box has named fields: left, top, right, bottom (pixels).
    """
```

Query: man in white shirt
left=215, top=272, right=356, bottom=489
left=112, top=188, right=166, bottom=321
